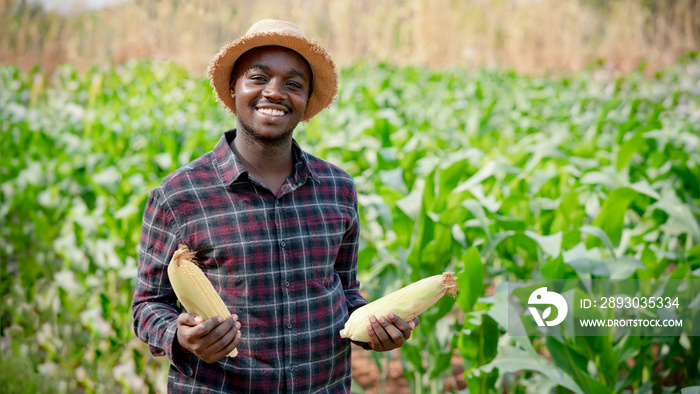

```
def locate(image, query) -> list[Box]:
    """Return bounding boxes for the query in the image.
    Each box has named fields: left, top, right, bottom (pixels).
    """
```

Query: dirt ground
left=350, top=344, right=467, bottom=393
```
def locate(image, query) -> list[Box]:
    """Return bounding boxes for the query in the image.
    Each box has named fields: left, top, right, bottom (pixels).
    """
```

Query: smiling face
left=230, top=46, right=312, bottom=146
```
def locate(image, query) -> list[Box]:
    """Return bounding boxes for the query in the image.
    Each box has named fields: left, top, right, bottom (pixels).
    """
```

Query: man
left=132, top=19, right=418, bottom=392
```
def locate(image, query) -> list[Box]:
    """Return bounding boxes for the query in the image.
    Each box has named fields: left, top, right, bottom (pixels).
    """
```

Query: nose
left=262, top=78, right=285, bottom=101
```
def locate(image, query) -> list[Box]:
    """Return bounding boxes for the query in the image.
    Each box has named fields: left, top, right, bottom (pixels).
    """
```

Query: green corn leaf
left=590, top=187, right=639, bottom=247
left=457, top=246, right=485, bottom=314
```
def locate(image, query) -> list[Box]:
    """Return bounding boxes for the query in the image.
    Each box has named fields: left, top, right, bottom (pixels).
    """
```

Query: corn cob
left=168, top=244, right=237, bottom=357
left=339, top=272, right=458, bottom=343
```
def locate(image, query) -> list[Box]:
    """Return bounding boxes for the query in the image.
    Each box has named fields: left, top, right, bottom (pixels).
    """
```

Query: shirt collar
left=213, top=129, right=320, bottom=188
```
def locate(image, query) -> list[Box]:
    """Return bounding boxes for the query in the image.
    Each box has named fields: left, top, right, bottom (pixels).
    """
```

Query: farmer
left=132, top=19, right=418, bottom=392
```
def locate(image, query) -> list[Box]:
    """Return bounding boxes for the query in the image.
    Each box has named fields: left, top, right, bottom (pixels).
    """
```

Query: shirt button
left=284, top=280, right=290, bottom=288
left=280, top=241, right=286, bottom=248
left=287, top=323, right=292, bottom=329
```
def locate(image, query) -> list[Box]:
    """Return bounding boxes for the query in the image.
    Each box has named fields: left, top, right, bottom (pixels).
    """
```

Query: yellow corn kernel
left=339, top=272, right=458, bottom=343
left=168, top=244, right=238, bottom=357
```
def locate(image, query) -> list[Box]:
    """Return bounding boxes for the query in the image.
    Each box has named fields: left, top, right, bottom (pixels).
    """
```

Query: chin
left=239, top=120, right=295, bottom=147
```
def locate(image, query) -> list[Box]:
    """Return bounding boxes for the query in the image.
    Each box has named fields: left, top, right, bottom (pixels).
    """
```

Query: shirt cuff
left=352, top=340, right=373, bottom=351
left=163, top=319, right=194, bottom=377
left=346, top=296, right=369, bottom=317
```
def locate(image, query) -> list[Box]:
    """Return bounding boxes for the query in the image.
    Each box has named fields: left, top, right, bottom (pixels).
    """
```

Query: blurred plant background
left=2, top=0, right=700, bottom=73
left=1, top=0, right=699, bottom=393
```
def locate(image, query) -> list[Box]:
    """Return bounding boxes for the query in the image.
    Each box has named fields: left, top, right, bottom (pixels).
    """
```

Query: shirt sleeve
left=131, top=187, right=194, bottom=376
left=337, top=183, right=373, bottom=350
left=336, top=182, right=369, bottom=317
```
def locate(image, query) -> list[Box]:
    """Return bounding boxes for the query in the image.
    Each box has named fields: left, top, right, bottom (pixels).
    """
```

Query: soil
left=350, top=344, right=467, bottom=393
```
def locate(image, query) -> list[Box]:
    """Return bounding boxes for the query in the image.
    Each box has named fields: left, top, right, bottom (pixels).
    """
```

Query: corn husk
left=339, top=272, right=458, bottom=342
left=168, top=244, right=238, bottom=357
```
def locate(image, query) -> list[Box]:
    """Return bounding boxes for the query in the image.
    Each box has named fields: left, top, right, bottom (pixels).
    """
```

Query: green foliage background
left=1, top=55, right=699, bottom=392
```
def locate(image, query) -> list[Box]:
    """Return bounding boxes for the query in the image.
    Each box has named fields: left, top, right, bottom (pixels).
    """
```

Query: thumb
left=178, top=313, right=204, bottom=326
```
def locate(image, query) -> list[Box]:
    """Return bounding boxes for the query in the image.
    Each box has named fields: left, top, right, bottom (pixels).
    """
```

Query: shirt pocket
left=303, top=215, right=348, bottom=287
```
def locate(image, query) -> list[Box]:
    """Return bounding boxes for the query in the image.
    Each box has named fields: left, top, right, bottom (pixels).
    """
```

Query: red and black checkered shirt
left=132, top=129, right=369, bottom=393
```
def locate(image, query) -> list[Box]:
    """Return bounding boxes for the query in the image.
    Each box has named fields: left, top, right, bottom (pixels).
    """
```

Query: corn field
left=1, top=54, right=700, bottom=392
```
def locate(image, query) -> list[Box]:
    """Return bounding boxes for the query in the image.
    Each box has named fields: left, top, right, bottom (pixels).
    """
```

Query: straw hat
left=208, top=19, right=338, bottom=122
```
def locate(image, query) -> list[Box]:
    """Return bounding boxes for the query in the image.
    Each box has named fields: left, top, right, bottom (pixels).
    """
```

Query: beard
left=236, top=110, right=296, bottom=149
left=236, top=100, right=296, bottom=148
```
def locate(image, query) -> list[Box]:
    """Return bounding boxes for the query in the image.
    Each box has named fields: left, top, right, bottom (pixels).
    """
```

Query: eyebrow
left=247, top=64, right=308, bottom=81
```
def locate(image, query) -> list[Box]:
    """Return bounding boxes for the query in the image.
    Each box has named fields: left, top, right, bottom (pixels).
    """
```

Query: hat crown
left=245, top=19, right=307, bottom=39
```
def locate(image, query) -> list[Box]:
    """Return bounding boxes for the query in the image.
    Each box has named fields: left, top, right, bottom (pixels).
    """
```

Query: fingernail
left=218, top=316, right=224, bottom=323
left=194, top=316, right=203, bottom=323
left=232, top=314, right=238, bottom=321
left=387, top=312, right=395, bottom=319
left=369, top=315, right=376, bottom=323
left=409, top=322, right=415, bottom=330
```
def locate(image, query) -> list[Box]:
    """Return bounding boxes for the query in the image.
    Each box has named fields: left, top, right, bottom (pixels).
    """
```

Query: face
left=230, top=46, right=312, bottom=146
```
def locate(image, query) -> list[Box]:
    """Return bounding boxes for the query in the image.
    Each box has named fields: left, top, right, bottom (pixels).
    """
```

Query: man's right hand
left=176, top=313, right=242, bottom=363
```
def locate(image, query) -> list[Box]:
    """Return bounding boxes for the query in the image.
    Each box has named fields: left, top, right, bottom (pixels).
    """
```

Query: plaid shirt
left=132, top=129, right=369, bottom=393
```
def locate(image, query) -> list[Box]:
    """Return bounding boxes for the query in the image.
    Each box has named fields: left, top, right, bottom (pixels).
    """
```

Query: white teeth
left=257, top=108, right=285, bottom=116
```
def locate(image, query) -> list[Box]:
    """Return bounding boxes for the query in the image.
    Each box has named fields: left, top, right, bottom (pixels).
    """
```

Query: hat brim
left=208, top=31, right=338, bottom=122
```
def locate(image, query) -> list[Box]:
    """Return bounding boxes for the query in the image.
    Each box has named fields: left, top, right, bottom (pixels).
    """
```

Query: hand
left=176, top=313, right=241, bottom=363
left=366, top=313, right=419, bottom=352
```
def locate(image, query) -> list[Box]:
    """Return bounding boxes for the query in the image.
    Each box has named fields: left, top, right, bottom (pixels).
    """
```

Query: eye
left=286, top=80, right=303, bottom=90
left=249, top=74, right=267, bottom=82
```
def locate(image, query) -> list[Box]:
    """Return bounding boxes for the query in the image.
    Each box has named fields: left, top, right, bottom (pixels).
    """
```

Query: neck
left=232, top=128, right=294, bottom=180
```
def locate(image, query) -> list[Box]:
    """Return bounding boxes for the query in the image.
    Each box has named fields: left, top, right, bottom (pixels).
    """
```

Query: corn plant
left=1, top=53, right=699, bottom=392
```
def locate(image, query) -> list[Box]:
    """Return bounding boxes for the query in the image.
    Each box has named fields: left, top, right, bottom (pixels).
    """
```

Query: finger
left=187, top=315, right=236, bottom=359
left=366, top=316, right=386, bottom=351
left=221, top=331, right=242, bottom=358
left=376, top=315, right=406, bottom=343
left=177, top=313, right=204, bottom=327
left=368, top=315, right=394, bottom=350
left=411, top=317, right=420, bottom=329
left=206, top=317, right=240, bottom=355
left=209, top=330, right=242, bottom=362
left=205, top=314, right=239, bottom=338
left=209, top=320, right=242, bottom=359
left=386, top=313, right=412, bottom=339
left=190, top=315, right=227, bottom=338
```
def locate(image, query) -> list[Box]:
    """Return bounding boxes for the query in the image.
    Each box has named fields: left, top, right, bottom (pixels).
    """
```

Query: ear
left=229, top=76, right=236, bottom=97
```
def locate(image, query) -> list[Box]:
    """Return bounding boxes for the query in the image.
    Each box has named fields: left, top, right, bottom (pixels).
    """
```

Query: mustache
left=251, top=99, right=293, bottom=113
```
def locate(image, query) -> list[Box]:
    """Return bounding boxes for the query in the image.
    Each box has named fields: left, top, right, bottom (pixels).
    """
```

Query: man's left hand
left=366, top=313, right=419, bottom=352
